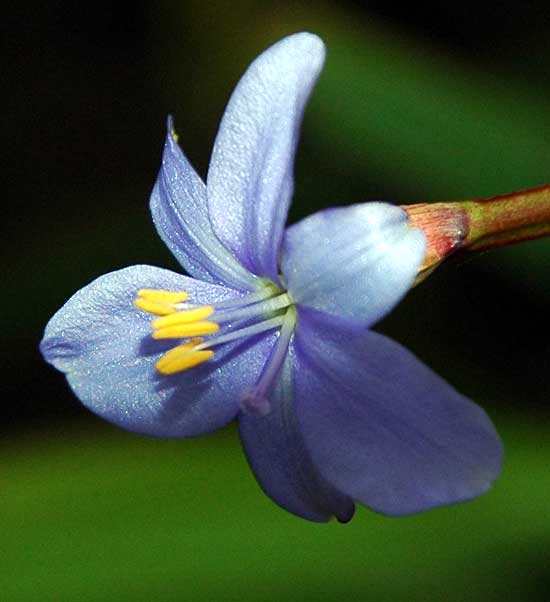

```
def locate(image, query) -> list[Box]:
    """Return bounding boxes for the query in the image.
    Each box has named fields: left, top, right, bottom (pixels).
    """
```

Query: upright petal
left=207, top=32, right=326, bottom=282
left=282, top=202, right=426, bottom=326
left=40, top=265, right=276, bottom=438
left=239, top=352, right=355, bottom=522
left=293, top=309, right=503, bottom=516
left=150, top=118, right=259, bottom=291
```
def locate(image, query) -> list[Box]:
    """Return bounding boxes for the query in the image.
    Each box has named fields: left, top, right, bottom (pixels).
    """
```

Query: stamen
left=135, top=284, right=295, bottom=379
left=212, top=286, right=277, bottom=310
left=135, top=289, right=189, bottom=316
left=152, top=321, right=220, bottom=339
left=137, top=289, right=189, bottom=303
left=214, top=293, right=291, bottom=324
left=240, top=307, right=297, bottom=416
left=155, top=338, right=213, bottom=374
left=194, top=314, right=285, bottom=351
left=134, top=298, right=176, bottom=316
left=240, top=390, right=272, bottom=417
left=151, top=306, right=214, bottom=329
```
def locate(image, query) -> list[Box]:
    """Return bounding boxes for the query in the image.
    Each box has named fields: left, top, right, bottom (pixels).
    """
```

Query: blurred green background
left=3, top=1, right=550, bottom=600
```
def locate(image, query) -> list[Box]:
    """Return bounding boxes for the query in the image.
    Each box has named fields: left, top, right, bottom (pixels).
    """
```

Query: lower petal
left=293, top=308, right=503, bottom=516
left=40, top=265, right=275, bottom=438
left=239, top=353, right=355, bottom=522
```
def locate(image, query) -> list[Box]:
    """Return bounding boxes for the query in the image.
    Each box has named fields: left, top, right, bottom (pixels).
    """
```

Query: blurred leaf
left=307, top=24, right=550, bottom=199
left=2, top=417, right=549, bottom=602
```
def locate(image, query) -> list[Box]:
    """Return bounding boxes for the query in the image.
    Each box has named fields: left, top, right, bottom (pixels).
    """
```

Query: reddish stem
left=403, top=184, right=550, bottom=280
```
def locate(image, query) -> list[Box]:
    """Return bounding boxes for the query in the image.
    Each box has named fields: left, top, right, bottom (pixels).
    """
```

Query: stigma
left=134, top=285, right=296, bottom=381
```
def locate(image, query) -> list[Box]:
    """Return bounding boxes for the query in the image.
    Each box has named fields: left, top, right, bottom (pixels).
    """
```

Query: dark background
left=3, top=2, right=550, bottom=601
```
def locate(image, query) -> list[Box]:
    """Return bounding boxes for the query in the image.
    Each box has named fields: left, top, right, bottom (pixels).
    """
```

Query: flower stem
left=403, top=184, right=550, bottom=280
left=461, top=185, right=550, bottom=251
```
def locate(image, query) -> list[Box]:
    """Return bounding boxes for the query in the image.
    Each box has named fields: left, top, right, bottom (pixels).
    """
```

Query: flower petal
left=207, top=32, right=326, bottom=282
left=282, top=202, right=426, bottom=326
left=150, top=117, right=258, bottom=291
left=238, top=353, right=355, bottom=522
left=293, top=308, right=503, bottom=516
left=40, top=265, right=276, bottom=438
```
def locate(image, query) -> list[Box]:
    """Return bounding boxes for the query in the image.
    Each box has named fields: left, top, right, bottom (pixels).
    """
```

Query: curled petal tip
left=336, top=505, right=355, bottom=524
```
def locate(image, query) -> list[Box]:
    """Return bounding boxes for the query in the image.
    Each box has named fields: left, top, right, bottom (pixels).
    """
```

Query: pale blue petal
left=293, top=309, right=503, bottom=516
left=282, top=203, right=426, bottom=326
left=150, top=118, right=259, bottom=291
left=207, top=32, right=326, bottom=282
left=40, top=265, right=276, bottom=438
left=239, top=352, right=355, bottom=522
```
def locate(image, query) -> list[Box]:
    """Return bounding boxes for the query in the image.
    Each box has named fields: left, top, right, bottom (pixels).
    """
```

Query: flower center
left=134, top=283, right=297, bottom=414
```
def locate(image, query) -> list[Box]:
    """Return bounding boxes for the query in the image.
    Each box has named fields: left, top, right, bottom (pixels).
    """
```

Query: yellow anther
left=134, top=297, right=176, bottom=316
left=156, top=339, right=213, bottom=375
left=134, top=289, right=190, bottom=316
left=151, top=306, right=215, bottom=329
left=137, top=289, right=189, bottom=304
left=152, top=321, right=220, bottom=339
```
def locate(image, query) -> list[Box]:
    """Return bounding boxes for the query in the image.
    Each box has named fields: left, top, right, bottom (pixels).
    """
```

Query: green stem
left=461, top=185, right=550, bottom=250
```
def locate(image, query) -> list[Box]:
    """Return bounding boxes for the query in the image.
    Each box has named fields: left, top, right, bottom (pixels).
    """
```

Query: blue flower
left=40, top=32, right=502, bottom=522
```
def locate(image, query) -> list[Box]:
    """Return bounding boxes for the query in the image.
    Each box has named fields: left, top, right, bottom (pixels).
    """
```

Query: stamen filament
left=240, top=306, right=297, bottom=415
left=194, top=314, right=285, bottom=351
left=252, top=306, right=296, bottom=397
left=214, top=293, right=291, bottom=324
left=212, top=287, right=277, bottom=310
left=152, top=321, right=220, bottom=339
